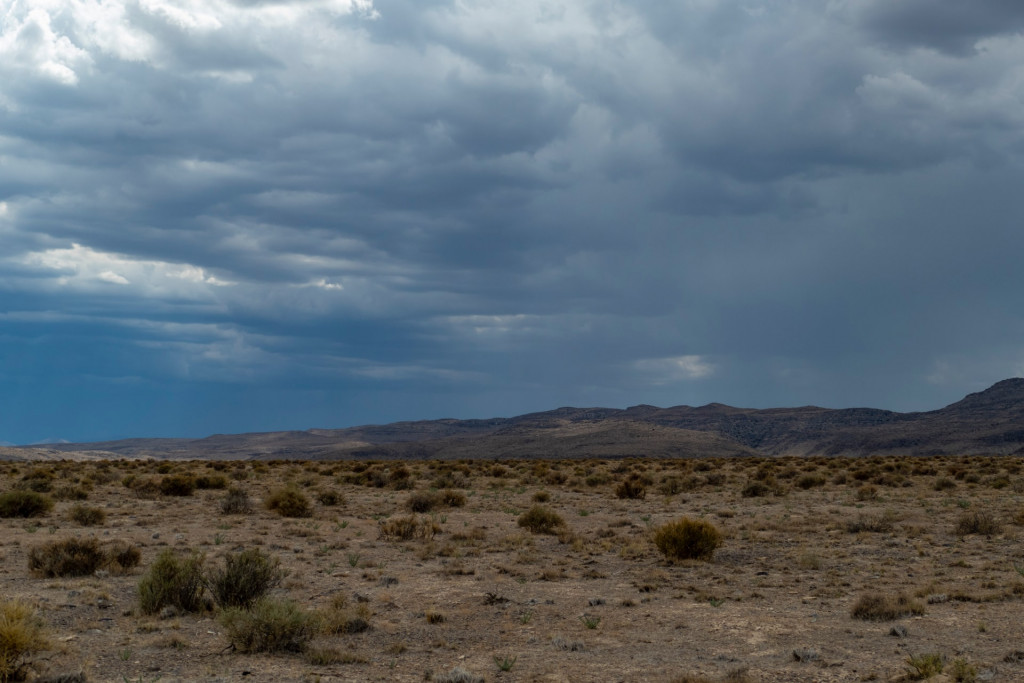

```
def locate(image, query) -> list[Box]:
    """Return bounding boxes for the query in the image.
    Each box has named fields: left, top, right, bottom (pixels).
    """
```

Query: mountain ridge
left=14, top=378, right=1024, bottom=461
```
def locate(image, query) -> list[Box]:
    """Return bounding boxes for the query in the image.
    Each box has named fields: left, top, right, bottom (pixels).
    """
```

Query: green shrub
left=204, top=549, right=284, bottom=610
left=220, top=487, right=252, bottom=514
left=53, top=485, right=89, bottom=501
left=905, top=653, right=944, bottom=680
left=517, top=506, right=566, bottom=534
left=28, top=538, right=107, bottom=578
left=264, top=487, right=312, bottom=518
left=138, top=550, right=206, bottom=615
left=0, top=490, right=53, bottom=518
left=652, top=517, right=722, bottom=561
left=68, top=504, right=105, bottom=526
left=0, top=600, right=49, bottom=683
left=219, top=598, right=316, bottom=653
left=850, top=592, right=925, bottom=621
left=159, top=474, right=196, bottom=497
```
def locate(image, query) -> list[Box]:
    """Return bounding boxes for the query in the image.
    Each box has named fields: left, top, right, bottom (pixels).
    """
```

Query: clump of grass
left=652, top=517, right=722, bottom=562
left=318, top=594, right=371, bottom=634
left=851, top=592, right=925, bottom=621
left=68, top=504, right=105, bottom=526
left=220, top=487, right=252, bottom=515
left=0, top=490, right=53, bottom=518
left=204, top=548, right=284, bottom=610
left=219, top=597, right=316, bottom=653
left=432, top=667, right=484, bottom=683
left=159, top=474, right=196, bottom=497
left=138, top=549, right=206, bottom=615
left=955, top=511, right=1001, bottom=537
left=0, top=600, right=49, bottom=683
left=264, top=487, right=312, bottom=518
left=517, top=505, right=566, bottom=534
left=378, top=515, right=439, bottom=541
left=28, top=538, right=107, bottom=578
left=532, top=490, right=551, bottom=503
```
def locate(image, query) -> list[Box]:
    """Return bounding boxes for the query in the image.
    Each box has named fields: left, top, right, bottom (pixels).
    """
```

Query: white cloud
left=633, top=355, right=715, bottom=384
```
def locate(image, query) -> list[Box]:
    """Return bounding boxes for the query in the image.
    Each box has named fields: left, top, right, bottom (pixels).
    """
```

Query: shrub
left=106, top=541, right=142, bottom=574
left=517, top=506, right=566, bottom=534
left=615, top=478, right=647, bottom=500
left=850, top=593, right=925, bottom=621
left=159, top=474, right=196, bottom=497
left=195, top=474, right=228, bottom=490
left=28, top=538, right=107, bottom=578
left=532, top=490, right=551, bottom=503
left=0, top=600, right=49, bottom=683
left=219, top=598, right=316, bottom=653
left=955, top=511, right=1001, bottom=537
left=905, top=653, right=944, bottom=680
left=652, top=517, right=722, bottom=562
left=378, top=515, right=439, bottom=541
left=220, top=487, right=252, bottom=515
left=406, top=491, right=440, bottom=513
left=440, top=489, right=467, bottom=507
left=138, top=550, right=206, bottom=615
left=68, top=504, right=105, bottom=526
left=264, top=487, right=312, bottom=518
left=316, top=490, right=343, bottom=507
left=741, top=481, right=771, bottom=498
left=53, top=485, right=89, bottom=501
left=795, top=474, right=826, bottom=490
left=0, top=490, right=53, bottom=518
left=318, top=594, right=371, bottom=634
left=204, top=549, right=284, bottom=610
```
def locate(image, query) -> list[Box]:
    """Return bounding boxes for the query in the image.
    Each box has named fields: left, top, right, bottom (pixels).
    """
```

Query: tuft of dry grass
left=850, top=592, right=925, bottom=621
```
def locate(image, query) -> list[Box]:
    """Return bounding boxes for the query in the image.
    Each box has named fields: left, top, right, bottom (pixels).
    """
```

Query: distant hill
left=14, top=378, right=1024, bottom=461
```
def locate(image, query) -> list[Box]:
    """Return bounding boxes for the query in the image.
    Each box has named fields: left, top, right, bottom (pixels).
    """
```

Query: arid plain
left=2, top=455, right=1024, bottom=682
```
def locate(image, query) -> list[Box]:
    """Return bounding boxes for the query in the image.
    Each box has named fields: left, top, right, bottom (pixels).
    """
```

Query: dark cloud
left=0, top=1, right=1022, bottom=443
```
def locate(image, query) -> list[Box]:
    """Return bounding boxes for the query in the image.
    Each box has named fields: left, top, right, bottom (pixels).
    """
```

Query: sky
left=2, top=0, right=1024, bottom=444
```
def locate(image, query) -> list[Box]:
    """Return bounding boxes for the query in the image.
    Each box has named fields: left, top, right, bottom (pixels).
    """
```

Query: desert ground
left=1, top=455, right=1023, bottom=683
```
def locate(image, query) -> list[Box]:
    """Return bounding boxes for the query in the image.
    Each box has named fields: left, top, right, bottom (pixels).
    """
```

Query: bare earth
left=2, top=456, right=1023, bottom=683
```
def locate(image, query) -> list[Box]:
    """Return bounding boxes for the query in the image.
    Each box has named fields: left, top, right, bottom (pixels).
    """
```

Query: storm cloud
left=2, top=0, right=1024, bottom=443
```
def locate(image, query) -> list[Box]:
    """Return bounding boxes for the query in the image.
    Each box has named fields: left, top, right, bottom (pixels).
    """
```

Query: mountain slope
left=19, top=378, right=1024, bottom=460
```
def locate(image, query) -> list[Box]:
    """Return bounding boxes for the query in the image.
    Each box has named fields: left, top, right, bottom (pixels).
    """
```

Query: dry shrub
left=652, top=518, right=722, bottom=562
left=0, top=491, right=52, bottom=518
left=28, top=538, right=107, bottom=578
left=378, top=515, right=439, bottom=541
left=741, top=481, right=771, bottom=498
left=615, top=478, right=647, bottom=500
left=159, top=474, right=196, bottom=497
left=316, top=490, right=343, bottom=507
left=106, top=541, right=142, bottom=575
left=956, top=511, right=1002, bottom=537
left=195, top=474, right=228, bottom=490
left=318, top=594, right=371, bottom=634
left=68, top=504, right=105, bottom=526
left=220, top=487, right=252, bottom=515
left=440, top=489, right=467, bottom=507
left=517, top=505, right=566, bottom=534
left=850, top=592, right=925, bottom=621
left=219, top=598, right=316, bottom=653
left=264, top=487, right=312, bottom=518
left=0, top=600, right=49, bottom=683
left=138, top=550, right=205, bottom=615
left=204, top=548, right=284, bottom=610
left=406, top=491, right=440, bottom=513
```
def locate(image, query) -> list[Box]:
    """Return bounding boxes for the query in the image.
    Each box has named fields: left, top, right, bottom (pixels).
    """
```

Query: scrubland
left=2, top=455, right=1024, bottom=682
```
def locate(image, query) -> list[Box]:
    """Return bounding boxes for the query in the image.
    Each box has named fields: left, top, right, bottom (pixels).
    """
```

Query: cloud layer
left=2, top=0, right=1024, bottom=442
